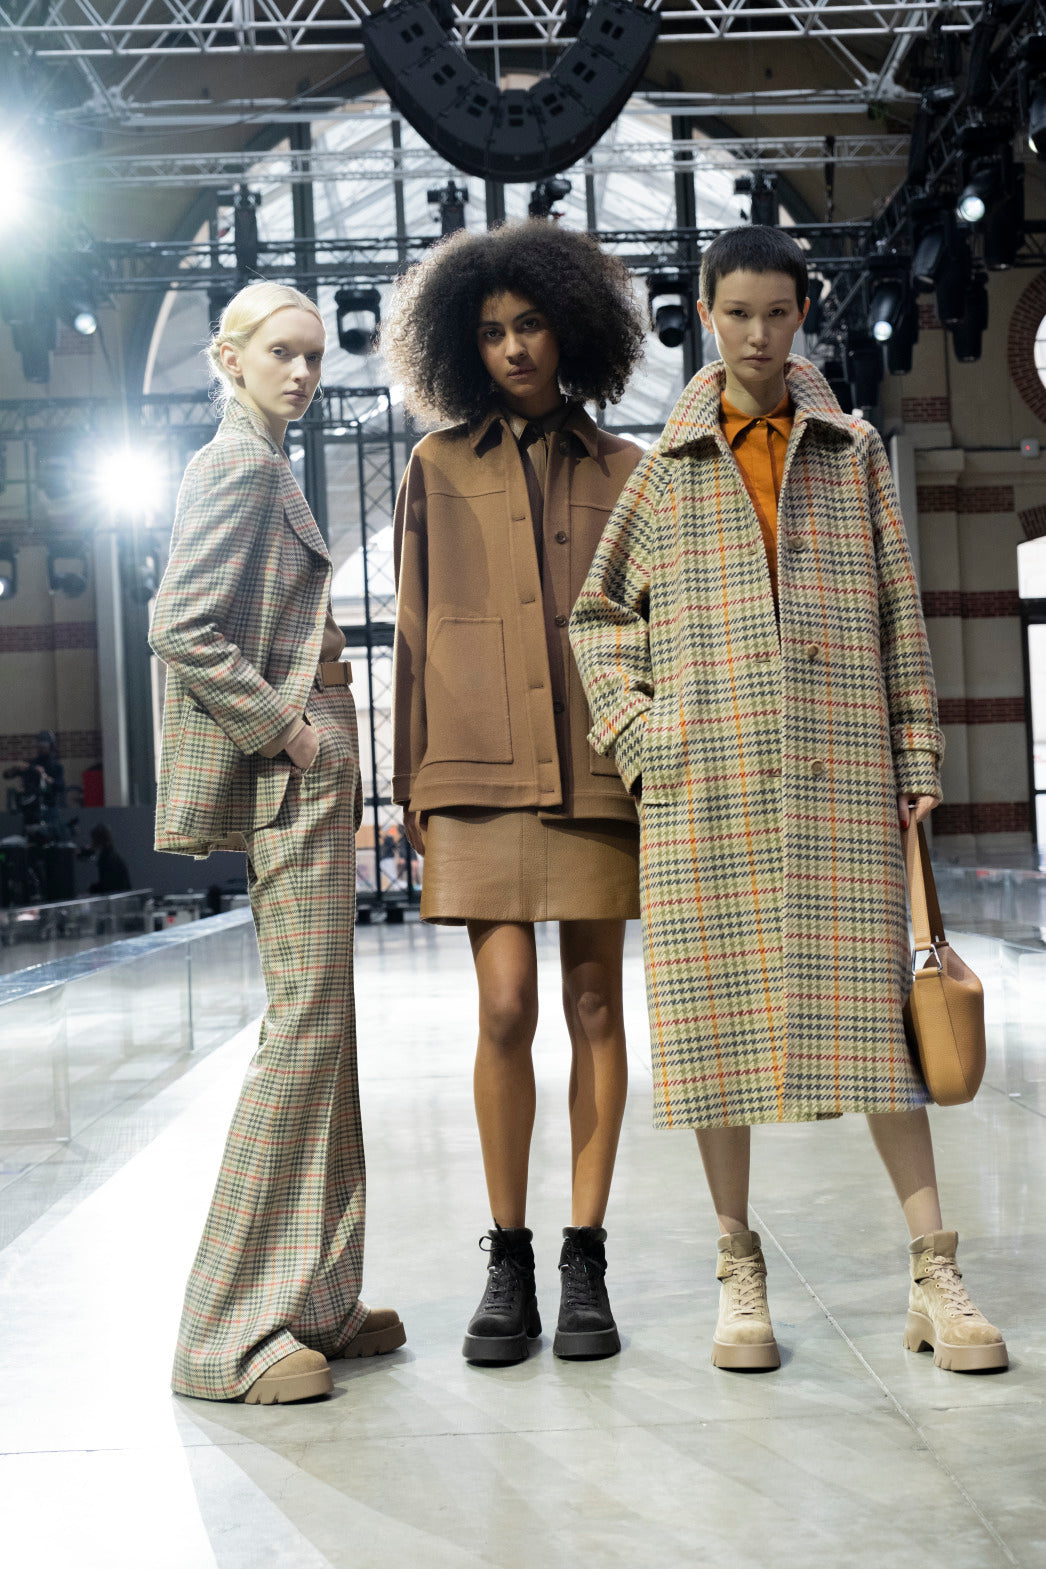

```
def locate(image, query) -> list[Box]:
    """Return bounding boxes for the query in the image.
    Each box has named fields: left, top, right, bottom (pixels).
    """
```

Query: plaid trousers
left=171, top=684, right=368, bottom=1399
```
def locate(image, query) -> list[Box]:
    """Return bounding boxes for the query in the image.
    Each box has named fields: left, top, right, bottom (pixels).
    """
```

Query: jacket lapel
left=221, top=398, right=330, bottom=562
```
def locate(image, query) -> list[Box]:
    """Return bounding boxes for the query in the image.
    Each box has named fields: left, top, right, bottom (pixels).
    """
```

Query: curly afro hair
left=381, top=219, right=645, bottom=426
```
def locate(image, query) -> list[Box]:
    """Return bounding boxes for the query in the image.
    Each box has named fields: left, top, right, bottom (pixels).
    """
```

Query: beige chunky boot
left=711, top=1229, right=780, bottom=1370
left=243, top=1348, right=333, bottom=1405
left=904, top=1231, right=1008, bottom=1372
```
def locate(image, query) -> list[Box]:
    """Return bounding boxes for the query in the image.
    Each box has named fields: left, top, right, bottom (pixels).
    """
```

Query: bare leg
left=468, top=920, right=539, bottom=1229
left=694, top=1126, right=752, bottom=1236
left=865, top=1106, right=943, bottom=1239
left=559, top=919, right=628, bottom=1228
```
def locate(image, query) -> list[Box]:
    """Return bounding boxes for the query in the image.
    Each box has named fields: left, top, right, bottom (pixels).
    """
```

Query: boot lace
left=559, top=1242, right=603, bottom=1311
left=727, top=1258, right=767, bottom=1317
left=479, top=1236, right=526, bottom=1309
left=921, top=1257, right=981, bottom=1319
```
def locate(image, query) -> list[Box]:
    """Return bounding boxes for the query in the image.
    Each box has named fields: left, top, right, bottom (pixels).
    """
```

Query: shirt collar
left=469, top=400, right=600, bottom=459
left=720, top=391, right=794, bottom=449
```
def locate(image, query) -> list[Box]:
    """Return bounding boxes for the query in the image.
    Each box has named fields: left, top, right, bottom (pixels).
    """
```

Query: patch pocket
left=424, top=615, right=513, bottom=765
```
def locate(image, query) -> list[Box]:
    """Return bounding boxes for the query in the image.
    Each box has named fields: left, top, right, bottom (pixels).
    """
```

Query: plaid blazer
left=151, top=398, right=332, bottom=857
left=570, top=357, right=944, bottom=1128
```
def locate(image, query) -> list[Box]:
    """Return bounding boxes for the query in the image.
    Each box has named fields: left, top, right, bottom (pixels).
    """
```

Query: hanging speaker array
left=362, top=0, right=661, bottom=183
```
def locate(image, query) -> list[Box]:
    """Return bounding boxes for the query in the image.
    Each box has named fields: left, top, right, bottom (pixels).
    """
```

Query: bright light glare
left=958, top=191, right=986, bottom=224
left=95, top=449, right=165, bottom=513
left=872, top=319, right=894, bottom=343
left=0, top=576, right=12, bottom=599
left=73, top=310, right=97, bottom=336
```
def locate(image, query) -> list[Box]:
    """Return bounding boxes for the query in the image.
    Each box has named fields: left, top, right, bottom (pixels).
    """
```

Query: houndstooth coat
left=570, top=357, right=943, bottom=1130
left=151, top=398, right=333, bottom=857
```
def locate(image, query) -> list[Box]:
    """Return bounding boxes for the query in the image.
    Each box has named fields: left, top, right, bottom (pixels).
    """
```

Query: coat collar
left=221, top=393, right=288, bottom=456
left=468, top=401, right=601, bottom=460
left=220, top=395, right=329, bottom=562
left=658, top=355, right=856, bottom=456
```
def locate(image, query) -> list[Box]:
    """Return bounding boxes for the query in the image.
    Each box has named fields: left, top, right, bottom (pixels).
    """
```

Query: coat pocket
left=165, top=702, right=246, bottom=838
left=424, top=615, right=513, bottom=764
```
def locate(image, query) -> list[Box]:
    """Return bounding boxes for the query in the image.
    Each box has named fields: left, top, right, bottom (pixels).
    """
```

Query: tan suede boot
left=711, top=1229, right=780, bottom=1370
left=334, top=1306, right=406, bottom=1359
left=903, top=1231, right=1008, bottom=1372
left=243, top=1348, right=333, bottom=1405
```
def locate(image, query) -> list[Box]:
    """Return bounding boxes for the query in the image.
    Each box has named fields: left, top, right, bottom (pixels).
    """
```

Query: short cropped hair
left=381, top=220, right=645, bottom=426
left=699, top=226, right=808, bottom=311
left=206, top=281, right=323, bottom=405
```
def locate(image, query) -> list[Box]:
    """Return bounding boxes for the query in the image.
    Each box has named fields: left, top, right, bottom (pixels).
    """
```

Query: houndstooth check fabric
left=150, top=397, right=332, bottom=857
left=171, top=688, right=368, bottom=1398
left=570, top=357, right=943, bottom=1131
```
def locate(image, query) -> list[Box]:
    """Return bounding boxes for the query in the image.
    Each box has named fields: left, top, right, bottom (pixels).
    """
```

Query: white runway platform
left=1, top=916, right=1043, bottom=1568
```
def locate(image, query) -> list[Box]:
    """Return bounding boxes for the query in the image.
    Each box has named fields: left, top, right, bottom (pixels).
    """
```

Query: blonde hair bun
left=207, top=280, right=323, bottom=400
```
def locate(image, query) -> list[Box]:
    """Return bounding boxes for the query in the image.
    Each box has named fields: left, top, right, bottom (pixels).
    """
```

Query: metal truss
left=73, top=133, right=911, bottom=187
left=1, top=2, right=976, bottom=124
left=0, top=0, right=981, bottom=55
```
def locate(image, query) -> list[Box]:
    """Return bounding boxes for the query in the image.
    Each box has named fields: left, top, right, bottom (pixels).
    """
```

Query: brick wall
left=1006, top=271, right=1046, bottom=425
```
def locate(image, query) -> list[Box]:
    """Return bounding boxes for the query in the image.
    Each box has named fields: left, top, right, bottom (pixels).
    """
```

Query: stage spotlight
left=529, top=177, right=572, bottom=218
left=951, top=273, right=989, bottom=363
left=48, top=545, right=88, bottom=598
left=427, top=180, right=469, bottom=235
left=984, top=164, right=1024, bottom=270
left=72, top=308, right=97, bottom=336
left=804, top=276, right=826, bottom=340
left=734, top=171, right=778, bottom=226
left=233, top=187, right=260, bottom=277
left=911, top=210, right=953, bottom=290
left=0, top=542, right=17, bottom=601
left=846, top=333, right=883, bottom=411
left=957, top=162, right=995, bottom=224
left=886, top=300, right=919, bottom=376
left=94, top=449, right=166, bottom=514
left=335, top=286, right=381, bottom=356
left=646, top=268, right=690, bottom=349
left=821, top=355, right=853, bottom=414
left=933, top=235, right=972, bottom=328
left=1029, top=79, right=1046, bottom=155
left=869, top=279, right=907, bottom=344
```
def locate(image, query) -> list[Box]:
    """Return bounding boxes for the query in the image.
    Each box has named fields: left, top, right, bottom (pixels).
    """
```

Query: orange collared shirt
left=720, top=391, right=794, bottom=605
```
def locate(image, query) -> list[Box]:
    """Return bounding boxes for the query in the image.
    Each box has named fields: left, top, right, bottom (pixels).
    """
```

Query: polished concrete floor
left=1, top=919, right=1043, bottom=1568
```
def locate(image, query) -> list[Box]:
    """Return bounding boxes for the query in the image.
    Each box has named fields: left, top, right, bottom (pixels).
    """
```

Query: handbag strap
left=903, top=819, right=946, bottom=952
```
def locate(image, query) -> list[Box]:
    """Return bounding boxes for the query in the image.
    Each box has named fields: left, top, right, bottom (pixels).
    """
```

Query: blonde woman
left=151, top=281, right=403, bottom=1404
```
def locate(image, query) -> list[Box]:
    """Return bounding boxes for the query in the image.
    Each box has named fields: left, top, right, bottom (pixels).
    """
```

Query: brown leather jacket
left=392, top=404, right=641, bottom=822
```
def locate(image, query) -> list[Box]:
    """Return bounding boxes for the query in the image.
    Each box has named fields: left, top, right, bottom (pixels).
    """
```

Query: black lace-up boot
left=553, top=1226, right=621, bottom=1359
left=462, top=1224, right=541, bottom=1364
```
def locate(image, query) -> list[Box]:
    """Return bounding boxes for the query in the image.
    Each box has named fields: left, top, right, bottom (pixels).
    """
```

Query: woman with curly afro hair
left=387, top=219, right=646, bottom=1367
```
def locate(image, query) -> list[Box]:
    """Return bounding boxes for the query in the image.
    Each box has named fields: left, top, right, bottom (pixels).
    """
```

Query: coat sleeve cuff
left=257, top=715, right=305, bottom=759
left=605, top=714, right=646, bottom=792
left=894, top=749, right=942, bottom=799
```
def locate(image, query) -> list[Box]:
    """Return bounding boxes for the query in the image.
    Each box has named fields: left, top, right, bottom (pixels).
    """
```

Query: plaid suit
left=570, top=358, right=943, bottom=1132
left=151, top=398, right=368, bottom=1399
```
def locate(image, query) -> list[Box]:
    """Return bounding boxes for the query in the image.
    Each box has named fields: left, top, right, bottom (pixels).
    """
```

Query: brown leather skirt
left=420, top=808, right=640, bottom=925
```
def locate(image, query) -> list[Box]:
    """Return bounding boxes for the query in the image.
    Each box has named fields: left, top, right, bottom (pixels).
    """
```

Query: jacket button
left=555, top=614, right=568, bottom=627
left=810, top=759, right=827, bottom=777
left=805, top=643, right=822, bottom=662
left=553, top=700, right=565, bottom=715
left=788, top=536, right=807, bottom=553
left=558, top=440, right=570, bottom=455
left=555, top=530, right=568, bottom=544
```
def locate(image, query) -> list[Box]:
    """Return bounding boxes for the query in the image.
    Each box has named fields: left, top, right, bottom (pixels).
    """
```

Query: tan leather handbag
left=902, top=820, right=986, bottom=1105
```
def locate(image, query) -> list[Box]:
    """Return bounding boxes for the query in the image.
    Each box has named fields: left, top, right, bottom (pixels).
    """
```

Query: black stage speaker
left=363, top=0, right=660, bottom=183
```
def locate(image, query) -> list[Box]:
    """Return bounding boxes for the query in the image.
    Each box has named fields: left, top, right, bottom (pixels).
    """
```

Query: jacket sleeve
left=149, top=440, right=304, bottom=757
left=391, top=450, right=429, bottom=807
left=865, top=429, right=944, bottom=799
left=569, top=451, right=658, bottom=792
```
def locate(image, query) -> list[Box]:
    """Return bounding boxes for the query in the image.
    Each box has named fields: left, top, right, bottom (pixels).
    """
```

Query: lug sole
left=903, top=1311, right=1009, bottom=1372
left=336, top=1320, right=407, bottom=1359
left=462, top=1329, right=536, bottom=1365
left=711, top=1335, right=781, bottom=1371
left=553, top=1325, right=621, bottom=1360
left=242, top=1365, right=334, bottom=1405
